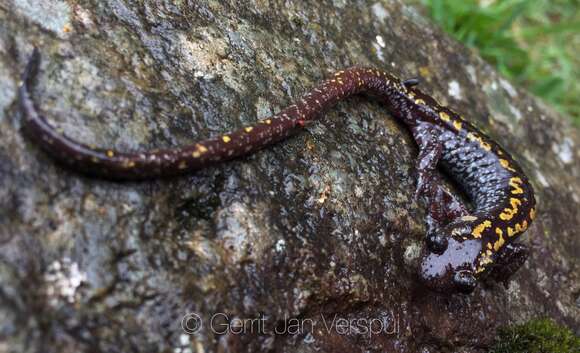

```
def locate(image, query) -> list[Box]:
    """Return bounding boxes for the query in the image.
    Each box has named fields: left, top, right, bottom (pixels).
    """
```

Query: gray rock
left=0, top=1, right=578, bottom=352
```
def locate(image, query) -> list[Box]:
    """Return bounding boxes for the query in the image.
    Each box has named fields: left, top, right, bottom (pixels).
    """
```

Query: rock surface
left=0, top=1, right=578, bottom=352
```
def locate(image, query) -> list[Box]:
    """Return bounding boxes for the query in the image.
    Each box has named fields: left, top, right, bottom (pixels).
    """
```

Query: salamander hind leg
left=486, top=242, right=529, bottom=288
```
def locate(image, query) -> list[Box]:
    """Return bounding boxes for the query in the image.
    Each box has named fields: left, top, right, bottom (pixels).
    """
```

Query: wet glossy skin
left=19, top=49, right=536, bottom=293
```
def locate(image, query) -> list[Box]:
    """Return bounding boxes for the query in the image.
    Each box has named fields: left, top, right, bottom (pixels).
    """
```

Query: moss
left=490, top=318, right=580, bottom=353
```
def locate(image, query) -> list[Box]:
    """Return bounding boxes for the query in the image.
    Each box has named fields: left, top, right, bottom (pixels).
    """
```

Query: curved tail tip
left=403, top=77, right=421, bottom=88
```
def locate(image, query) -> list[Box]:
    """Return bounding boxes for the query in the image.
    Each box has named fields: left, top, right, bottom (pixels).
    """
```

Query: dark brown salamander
left=19, top=49, right=536, bottom=294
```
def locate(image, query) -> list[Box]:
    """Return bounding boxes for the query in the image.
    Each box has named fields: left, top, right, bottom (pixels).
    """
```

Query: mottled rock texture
left=0, top=1, right=578, bottom=353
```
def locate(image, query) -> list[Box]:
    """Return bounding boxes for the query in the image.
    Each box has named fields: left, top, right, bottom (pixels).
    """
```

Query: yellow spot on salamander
left=415, top=99, right=425, bottom=105
left=452, top=120, right=462, bottom=131
left=222, top=135, right=231, bottom=143
left=466, top=132, right=491, bottom=150
left=260, top=119, right=272, bottom=125
left=192, top=144, right=208, bottom=158
left=480, top=140, right=492, bottom=151
left=123, top=160, right=135, bottom=168
left=106, top=150, right=115, bottom=158
left=530, top=208, right=536, bottom=221
left=487, top=243, right=493, bottom=250
left=486, top=249, right=493, bottom=256
left=509, top=177, right=524, bottom=194
left=494, top=228, right=506, bottom=251
left=196, top=144, right=208, bottom=153
left=439, top=111, right=451, bottom=122
left=472, top=220, right=491, bottom=238
left=244, top=126, right=254, bottom=133
left=500, top=159, right=517, bottom=172
left=514, top=220, right=528, bottom=233
left=507, top=227, right=515, bottom=237
left=499, top=198, right=522, bottom=221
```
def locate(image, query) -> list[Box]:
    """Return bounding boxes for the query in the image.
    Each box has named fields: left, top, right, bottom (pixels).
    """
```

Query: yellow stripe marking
left=509, top=177, right=524, bottom=194
left=472, top=220, right=491, bottom=238
left=499, top=198, right=522, bottom=221
left=494, top=228, right=505, bottom=251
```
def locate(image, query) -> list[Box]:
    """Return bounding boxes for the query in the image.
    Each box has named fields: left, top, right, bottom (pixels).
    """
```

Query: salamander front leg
left=413, top=124, right=451, bottom=253
left=413, top=124, right=442, bottom=202
left=487, top=242, right=529, bottom=288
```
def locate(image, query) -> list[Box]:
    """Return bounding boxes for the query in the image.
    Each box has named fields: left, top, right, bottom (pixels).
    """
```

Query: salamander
left=18, top=48, right=536, bottom=294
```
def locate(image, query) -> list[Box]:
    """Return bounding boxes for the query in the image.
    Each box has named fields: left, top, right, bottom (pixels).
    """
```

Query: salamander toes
left=453, top=270, right=477, bottom=294
left=426, top=232, right=448, bottom=254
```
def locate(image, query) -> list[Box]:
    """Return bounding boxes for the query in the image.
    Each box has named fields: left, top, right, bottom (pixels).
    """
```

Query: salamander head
left=420, top=226, right=482, bottom=294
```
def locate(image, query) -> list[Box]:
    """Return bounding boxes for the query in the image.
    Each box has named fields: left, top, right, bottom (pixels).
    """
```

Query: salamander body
left=19, top=49, right=536, bottom=293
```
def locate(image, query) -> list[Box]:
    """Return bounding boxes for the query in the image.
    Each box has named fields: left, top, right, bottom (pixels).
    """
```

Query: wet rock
left=0, top=1, right=578, bottom=352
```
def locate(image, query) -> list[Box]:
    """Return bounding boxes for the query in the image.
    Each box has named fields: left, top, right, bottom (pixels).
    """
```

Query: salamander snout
left=419, top=235, right=481, bottom=294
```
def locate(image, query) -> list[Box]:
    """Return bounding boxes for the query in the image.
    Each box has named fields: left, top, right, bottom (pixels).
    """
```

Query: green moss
left=490, top=318, right=580, bottom=353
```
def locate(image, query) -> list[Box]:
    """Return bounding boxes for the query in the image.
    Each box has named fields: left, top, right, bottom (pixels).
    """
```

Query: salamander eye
left=426, top=232, right=448, bottom=254
left=453, top=270, right=477, bottom=294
